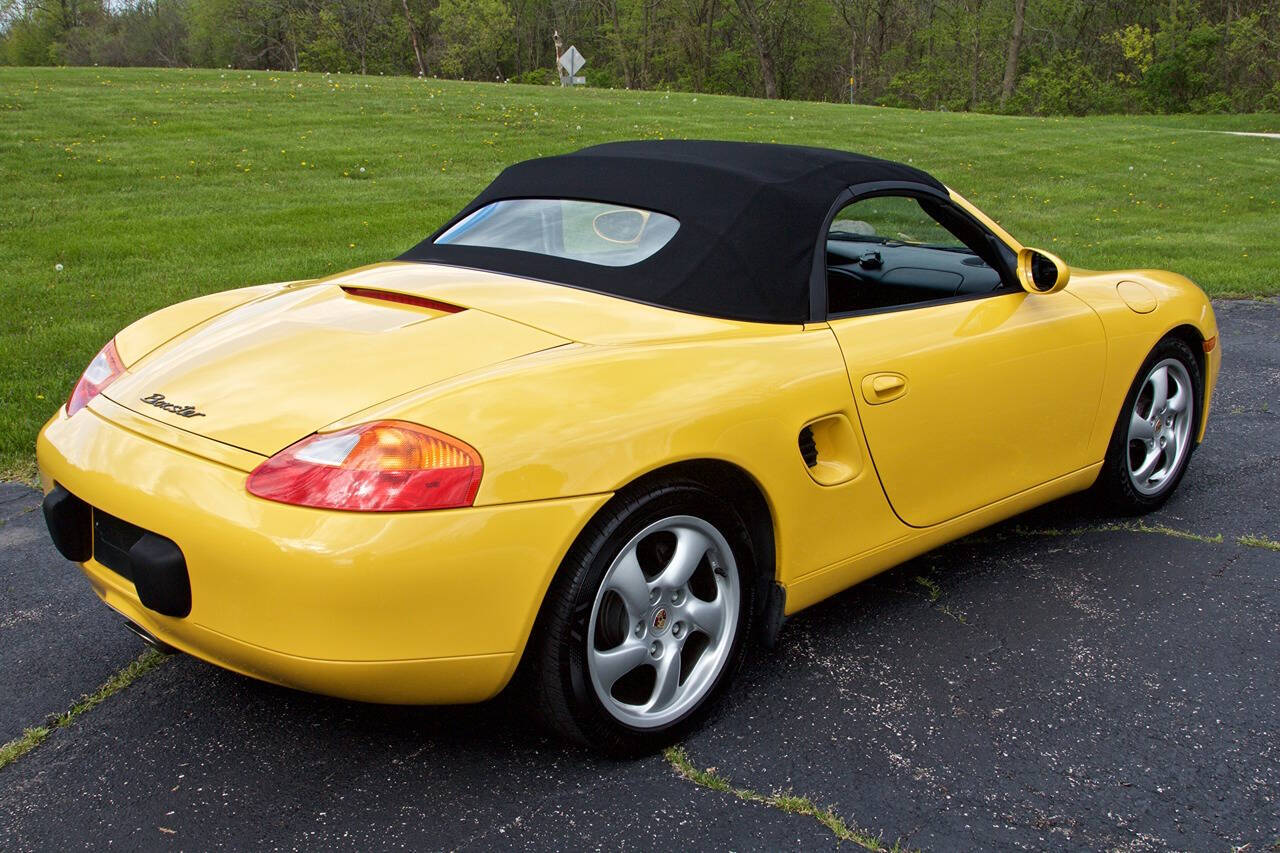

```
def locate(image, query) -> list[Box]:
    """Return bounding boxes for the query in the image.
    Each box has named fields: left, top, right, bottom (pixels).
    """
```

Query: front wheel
left=525, top=482, right=756, bottom=754
left=1096, top=336, right=1202, bottom=513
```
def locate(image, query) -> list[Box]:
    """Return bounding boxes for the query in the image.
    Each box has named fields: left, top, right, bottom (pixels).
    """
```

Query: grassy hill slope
left=1, top=66, right=1277, bottom=477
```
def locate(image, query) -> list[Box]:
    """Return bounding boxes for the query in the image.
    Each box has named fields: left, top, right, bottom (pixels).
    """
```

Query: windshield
left=435, top=199, right=680, bottom=267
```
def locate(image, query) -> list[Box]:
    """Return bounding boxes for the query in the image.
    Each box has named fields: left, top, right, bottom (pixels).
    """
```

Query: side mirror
left=1017, top=247, right=1070, bottom=294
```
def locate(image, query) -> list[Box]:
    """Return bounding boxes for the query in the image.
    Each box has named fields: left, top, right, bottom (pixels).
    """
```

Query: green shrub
left=510, top=68, right=557, bottom=85
left=585, top=68, right=619, bottom=88
left=1141, top=21, right=1221, bottom=112
left=1014, top=50, right=1116, bottom=115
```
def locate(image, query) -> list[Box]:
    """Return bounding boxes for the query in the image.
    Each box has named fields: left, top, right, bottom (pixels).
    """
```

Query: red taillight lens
left=67, top=339, right=125, bottom=417
left=246, top=421, right=483, bottom=512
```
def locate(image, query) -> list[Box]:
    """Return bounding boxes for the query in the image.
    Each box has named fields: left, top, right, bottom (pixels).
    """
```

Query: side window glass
left=827, top=195, right=1004, bottom=315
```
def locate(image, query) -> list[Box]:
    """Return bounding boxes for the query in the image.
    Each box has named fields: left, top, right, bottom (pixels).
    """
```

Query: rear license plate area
left=92, top=509, right=145, bottom=581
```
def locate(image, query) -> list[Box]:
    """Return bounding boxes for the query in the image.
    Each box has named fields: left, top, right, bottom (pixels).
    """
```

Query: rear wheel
left=525, top=482, right=755, bottom=754
left=1097, top=336, right=1202, bottom=513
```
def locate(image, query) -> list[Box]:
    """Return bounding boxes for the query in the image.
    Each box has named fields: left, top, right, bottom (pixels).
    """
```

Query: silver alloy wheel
left=1126, top=357, right=1194, bottom=496
left=586, top=514, right=740, bottom=729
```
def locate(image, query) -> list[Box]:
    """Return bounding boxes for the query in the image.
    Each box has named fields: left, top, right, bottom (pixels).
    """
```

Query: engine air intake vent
left=798, top=426, right=818, bottom=468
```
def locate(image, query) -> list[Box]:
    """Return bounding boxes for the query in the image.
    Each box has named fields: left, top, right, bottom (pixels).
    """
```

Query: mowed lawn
left=1, top=66, right=1277, bottom=479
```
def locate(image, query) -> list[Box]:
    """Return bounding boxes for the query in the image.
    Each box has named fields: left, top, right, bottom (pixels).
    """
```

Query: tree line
left=3, top=0, right=1278, bottom=113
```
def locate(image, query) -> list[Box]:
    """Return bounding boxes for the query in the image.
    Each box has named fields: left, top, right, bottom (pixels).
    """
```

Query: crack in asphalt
left=0, top=649, right=169, bottom=771
left=1238, top=534, right=1280, bottom=552
left=967, top=520, right=1227, bottom=546
left=1211, top=550, right=1243, bottom=583
left=664, top=745, right=914, bottom=850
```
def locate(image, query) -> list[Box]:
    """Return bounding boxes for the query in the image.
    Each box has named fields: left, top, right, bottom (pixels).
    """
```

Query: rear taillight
left=246, top=421, right=482, bottom=512
left=67, top=339, right=125, bottom=417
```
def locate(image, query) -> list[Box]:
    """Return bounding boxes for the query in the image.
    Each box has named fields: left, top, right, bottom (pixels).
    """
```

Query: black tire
left=1096, top=335, right=1203, bottom=514
left=522, top=480, right=757, bottom=755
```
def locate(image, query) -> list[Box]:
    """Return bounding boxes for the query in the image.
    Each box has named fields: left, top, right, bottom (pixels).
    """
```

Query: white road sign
left=559, top=45, right=586, bottom=77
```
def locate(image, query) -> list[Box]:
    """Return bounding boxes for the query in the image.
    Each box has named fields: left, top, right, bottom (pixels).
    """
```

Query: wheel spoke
left=606, top=551, right=651, bottom=618
left=1132, top=444, right=1164, bottom=482
left=592, top=639, right=649, bottom=692
left=1129, top=410, right=1155, bottom=441
left=658, top=525, right=713, bottom=589
left=683, top=593, right=724, bottom=639
left=647, top=651, right=682, bottom=710
left=1167, top=378, right=1189, bottom=414
left=1148, top=365, right=1170, bottom=412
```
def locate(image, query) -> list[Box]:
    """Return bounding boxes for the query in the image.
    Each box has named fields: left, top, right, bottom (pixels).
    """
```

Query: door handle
left=861, top=372, right=907, bottom=404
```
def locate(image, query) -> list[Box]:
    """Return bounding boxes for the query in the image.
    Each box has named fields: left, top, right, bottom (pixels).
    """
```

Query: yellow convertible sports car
left=38, top=141, right=1219, bottom=752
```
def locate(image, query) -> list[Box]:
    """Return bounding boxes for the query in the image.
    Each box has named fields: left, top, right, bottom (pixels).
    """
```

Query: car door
left=825, top=190, right=1107, bottom=528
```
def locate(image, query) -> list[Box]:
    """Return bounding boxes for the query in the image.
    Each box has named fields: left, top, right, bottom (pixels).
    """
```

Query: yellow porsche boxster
left=38, top=141, right=1219, bottom=752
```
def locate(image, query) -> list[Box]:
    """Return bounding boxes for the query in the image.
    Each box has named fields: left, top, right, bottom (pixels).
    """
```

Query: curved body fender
left=330, top=327, right=909, bottom=589
left=950, top=187, right=1219, bottom=446
left=1066, top=269, right=1220, bottom=456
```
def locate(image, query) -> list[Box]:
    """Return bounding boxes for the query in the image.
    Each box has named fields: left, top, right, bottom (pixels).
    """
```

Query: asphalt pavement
left=1, top=299, right=1276, bottom=850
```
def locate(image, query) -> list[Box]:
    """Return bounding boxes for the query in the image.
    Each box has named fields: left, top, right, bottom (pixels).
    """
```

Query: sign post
left=559, top=45, right=587, bottom=86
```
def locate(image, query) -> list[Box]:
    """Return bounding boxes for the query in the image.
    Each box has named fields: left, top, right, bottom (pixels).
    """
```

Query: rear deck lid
left=103, top=283, right=567, bottom=456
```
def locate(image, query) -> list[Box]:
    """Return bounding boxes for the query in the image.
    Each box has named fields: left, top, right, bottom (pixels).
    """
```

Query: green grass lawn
left=1, top=66, right=1277, bottom=480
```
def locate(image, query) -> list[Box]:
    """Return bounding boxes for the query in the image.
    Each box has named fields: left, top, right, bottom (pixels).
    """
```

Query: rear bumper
left=36, top=406, right=608, bottom=704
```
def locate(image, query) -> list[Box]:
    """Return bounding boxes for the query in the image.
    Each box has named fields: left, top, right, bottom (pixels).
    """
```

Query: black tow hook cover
left=128, top=533, right=192, bottom=618
left=42, top=485, right=92, bottom=563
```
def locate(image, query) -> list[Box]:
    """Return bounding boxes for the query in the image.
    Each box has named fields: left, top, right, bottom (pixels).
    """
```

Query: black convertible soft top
left=398, top=140, right=946, bottom=324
